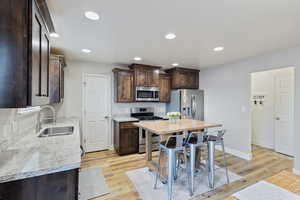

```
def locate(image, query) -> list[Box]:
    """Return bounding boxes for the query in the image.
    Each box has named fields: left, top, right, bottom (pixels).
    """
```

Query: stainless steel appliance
left=166, top=89, right=204, bottom=120
left=135, top=87, right=159, bottom=102
left=130, top=107, right=163, bottom=153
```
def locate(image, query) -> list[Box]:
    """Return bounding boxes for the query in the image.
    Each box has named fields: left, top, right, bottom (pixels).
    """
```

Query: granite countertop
left=113, top=113, right=169, bottom=122
left=0, top=117, right=81, bottom=183
left=113, top=116, right=139, bottom=122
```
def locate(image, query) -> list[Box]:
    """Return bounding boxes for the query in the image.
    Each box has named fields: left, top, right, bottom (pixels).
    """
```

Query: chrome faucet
left=36, top=105, right=56, bottom=133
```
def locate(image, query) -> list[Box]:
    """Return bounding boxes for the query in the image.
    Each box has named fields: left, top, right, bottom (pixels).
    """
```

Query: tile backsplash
left=112, top=102, right=166, bottom=117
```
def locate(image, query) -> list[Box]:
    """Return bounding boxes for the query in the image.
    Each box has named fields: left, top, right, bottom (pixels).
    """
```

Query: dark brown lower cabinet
left=0, top=169, right=78, bottom=200
left=114, top=121, right=139, bottom=155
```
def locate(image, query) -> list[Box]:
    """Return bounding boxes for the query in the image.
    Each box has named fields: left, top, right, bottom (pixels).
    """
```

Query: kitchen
left=1, top=0, right=300, bottom=200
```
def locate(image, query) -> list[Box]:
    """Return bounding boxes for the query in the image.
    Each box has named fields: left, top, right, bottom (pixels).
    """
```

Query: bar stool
left=154, top=134, right=188, bottom=200
left=206, top=129, right=229, bottom=188
left=186, top=131, right=206, bottom=196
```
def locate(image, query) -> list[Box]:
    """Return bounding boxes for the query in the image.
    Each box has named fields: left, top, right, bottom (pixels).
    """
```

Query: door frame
left=82, top=73, right=112, bottom=152
left=249, top=66, right=295, bottom=156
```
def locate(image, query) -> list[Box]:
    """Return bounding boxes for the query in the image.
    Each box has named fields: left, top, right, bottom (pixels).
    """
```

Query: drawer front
left=120, top=122, right=137, bottom=129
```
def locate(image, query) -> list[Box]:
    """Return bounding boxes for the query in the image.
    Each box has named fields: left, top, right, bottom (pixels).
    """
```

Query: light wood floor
left=81, top=145, right=293, bottom=200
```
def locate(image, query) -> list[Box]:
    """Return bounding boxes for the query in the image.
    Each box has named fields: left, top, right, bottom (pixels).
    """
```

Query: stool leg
left=184, top=147, right=192, bottom=196
left=168, top=149, right=175, bottom=200
left=173, top=152, right=177, bottom=180
left=154, top=147, right=162, bottom=189
left=208, top=141, right=215, bottom=188
left=221, top=140, right=230, bottom=184
left=190, top=144, right=196, bottom=195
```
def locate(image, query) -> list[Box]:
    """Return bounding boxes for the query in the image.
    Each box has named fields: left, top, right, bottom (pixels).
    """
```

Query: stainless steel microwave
left=136, top=87, right=159, bottom=102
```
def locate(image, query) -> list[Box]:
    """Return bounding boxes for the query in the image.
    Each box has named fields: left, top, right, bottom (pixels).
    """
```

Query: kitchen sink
left=38, top=126, right=74, bottom=137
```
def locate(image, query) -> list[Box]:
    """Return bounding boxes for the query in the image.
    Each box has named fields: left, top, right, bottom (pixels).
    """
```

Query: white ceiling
left=48, top=0, right=300, bottom=69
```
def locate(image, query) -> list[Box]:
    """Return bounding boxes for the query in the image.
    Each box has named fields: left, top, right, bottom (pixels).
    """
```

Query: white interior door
left=83, top=73, right=111, bottom=153
left=274, top=67, right=294, bottom=156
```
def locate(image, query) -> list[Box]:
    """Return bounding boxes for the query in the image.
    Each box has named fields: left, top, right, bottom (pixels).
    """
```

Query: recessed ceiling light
left=81, top=49, right=91, bottom=53
left=49, top=32, right=60, bottom=38
left=84, top=11, right=100, bottom=21
left=213, top=46, right=224, bottom=52
left=165, top=33, right=176, bottom=40
left=134, top=57, right=142, bottom=61
left=172, top=63, right=179, bottom=67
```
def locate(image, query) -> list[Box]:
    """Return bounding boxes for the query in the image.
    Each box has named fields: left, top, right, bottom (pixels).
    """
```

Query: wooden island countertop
left=134, top=118, right=222, bottom=163
left=133, top=119, right=222, bottom=135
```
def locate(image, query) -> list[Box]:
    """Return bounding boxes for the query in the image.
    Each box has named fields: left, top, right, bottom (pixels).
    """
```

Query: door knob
left=276, top=117, right=280, bottom=120
left=104, top=116, right=109, bottom=119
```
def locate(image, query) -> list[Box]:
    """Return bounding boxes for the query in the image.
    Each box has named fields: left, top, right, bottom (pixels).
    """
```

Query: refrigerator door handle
left=191, top=95, right=196, bottom=119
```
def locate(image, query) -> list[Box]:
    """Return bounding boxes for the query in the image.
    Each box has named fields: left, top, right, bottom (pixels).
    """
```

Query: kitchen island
left=134, top=119, right=222, bottom=161
left=0, top=117, right=81, bottom=200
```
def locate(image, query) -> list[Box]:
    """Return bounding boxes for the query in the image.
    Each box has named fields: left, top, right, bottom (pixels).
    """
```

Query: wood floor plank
left=81, top=145, right=293, bottom=200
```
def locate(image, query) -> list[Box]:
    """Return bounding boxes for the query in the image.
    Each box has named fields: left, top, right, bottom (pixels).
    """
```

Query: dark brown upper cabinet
left=49, top=55, right=65, bottom=104
left=113, top=69, right=135, bottom=103
left=0, top=0, right=54, bottom=108
left=165, top=67, right=200, bottom=89
left=129, top=64, right=161, bottom=87
left=159, top=74, right=171, bottom=102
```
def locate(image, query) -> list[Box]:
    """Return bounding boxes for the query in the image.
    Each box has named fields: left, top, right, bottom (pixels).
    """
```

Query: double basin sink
left=38, top=126, right=74, bottom=137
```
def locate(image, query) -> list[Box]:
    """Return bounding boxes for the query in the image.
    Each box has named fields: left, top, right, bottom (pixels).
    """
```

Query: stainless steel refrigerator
left=166, top=89, right=204, bottom=120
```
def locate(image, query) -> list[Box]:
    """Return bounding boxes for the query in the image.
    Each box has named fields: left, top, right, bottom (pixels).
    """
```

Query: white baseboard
left=215, top=146, right=252, bottom=161
left=293, top=168, right=300, bottom=175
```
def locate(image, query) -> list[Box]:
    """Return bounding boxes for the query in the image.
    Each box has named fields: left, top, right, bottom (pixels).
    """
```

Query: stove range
left=130, top=107, right=163, bottom=153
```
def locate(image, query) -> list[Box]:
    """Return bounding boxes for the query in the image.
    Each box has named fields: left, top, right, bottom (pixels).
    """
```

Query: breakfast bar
left=134, top=119, right=222, bottom=161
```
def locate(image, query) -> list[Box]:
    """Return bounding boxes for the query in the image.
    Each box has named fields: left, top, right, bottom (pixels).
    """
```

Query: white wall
left=199, top=46, right=300, bottom=169
left=56, top=60, right=166, bottom=146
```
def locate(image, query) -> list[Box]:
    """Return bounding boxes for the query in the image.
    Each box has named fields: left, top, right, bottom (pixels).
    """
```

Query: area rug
left=227, top=171, right=300, bottom=200
left=126, top=166, right=242, bottom=200
left=79, top=167, right=109, bottom=200
left=233, top=181, right=300, bottom=200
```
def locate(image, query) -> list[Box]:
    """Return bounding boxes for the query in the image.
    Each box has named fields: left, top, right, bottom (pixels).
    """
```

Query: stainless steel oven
left=136, top=87, right=159, bottom=102
left=130, top=107, right=163, bottom=153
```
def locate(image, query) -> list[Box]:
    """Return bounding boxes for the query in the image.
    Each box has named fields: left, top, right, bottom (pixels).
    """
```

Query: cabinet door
left=0, top=0, right=29, bottom=107
left=135, top=68, right=147, bottom=86
left=172, top=71, right=188, bottom=89
left=49, top=57, right=60, bottom=104
left=60, top=64, right=64, bottom=100
left=31, top=1, right=50, bottom=105
left=147, top=70, right=159, bottom=87
left=159, top=75, right=171, bottom=102
left=187, top=71, right=199, bottom=89
left=31, top=5, right=43, bottom=101
left=116, top=71, right=134, bottom=102
left=119, top=126, right=139, bottom=155
left=40, top=30, right=50, bottom=97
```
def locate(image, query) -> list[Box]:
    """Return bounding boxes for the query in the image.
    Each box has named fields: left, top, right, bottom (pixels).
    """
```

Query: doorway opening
left=250, top=67, right=295, bottom=157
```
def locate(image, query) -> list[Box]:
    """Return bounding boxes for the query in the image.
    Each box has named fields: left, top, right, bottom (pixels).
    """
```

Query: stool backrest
left=188, top=131, right=205, bottom=145
left=165, top=134, right=185, bottom=149
left=207, top=129, right=226, bottom=139
left=217, top=129, right=226, bottom=138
